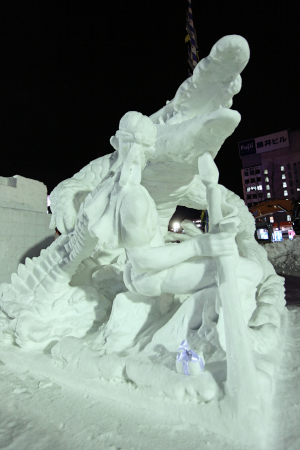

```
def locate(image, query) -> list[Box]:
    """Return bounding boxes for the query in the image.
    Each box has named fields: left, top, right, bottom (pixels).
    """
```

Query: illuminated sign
left=255, top=130, right=289, bottom=154
left=246, top=185, right=262, bottom=192
left=239, top=130, right=289, bottom=158
left=239, top=139, right=256, bottom=157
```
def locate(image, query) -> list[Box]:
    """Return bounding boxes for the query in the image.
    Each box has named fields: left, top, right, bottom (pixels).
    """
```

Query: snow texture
left=264, top=236, right=300, bottom=277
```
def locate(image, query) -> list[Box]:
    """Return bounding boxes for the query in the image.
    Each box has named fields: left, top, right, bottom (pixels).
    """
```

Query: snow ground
left=0, top=240, right=299, bottom=450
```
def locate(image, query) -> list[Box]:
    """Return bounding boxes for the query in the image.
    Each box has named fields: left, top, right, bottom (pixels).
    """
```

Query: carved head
left=110, top=112, right=157, bottom=185
left=110, top=111, right=156, bottom=155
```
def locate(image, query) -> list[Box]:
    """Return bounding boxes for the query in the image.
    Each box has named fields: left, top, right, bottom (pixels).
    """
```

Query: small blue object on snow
left=176, top=340, right=204, bottom=376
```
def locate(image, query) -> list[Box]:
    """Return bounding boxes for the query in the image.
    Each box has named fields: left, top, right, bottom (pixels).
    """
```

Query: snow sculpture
left=0, top=35, right=286, bottom=432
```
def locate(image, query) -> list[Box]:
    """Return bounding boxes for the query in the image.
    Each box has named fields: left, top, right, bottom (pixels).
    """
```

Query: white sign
left=255, top=130, right=289, bottom=154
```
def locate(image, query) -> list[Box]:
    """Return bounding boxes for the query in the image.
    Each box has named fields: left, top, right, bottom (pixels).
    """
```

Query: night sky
left=1, top=1, right=298, bottom=222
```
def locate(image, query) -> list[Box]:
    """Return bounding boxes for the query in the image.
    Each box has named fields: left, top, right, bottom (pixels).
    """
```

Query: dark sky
left=1, top=1, right=298, bottom=221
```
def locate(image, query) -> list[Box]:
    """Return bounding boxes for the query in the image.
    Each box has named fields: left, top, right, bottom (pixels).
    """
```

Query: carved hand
left=193, top=232, right=236, bottom=257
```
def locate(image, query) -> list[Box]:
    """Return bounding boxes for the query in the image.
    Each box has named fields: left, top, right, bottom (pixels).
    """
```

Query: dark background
left=1, top=1, right=298, bottom=221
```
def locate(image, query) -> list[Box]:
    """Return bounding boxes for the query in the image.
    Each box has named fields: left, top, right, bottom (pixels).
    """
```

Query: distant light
left=173, top=222, right=180, bottom=231
left=47, top=195, right=51, bottom=206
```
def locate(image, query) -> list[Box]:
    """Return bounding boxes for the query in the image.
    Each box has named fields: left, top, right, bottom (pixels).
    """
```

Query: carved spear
left=198, top=152, right=260, bottom=414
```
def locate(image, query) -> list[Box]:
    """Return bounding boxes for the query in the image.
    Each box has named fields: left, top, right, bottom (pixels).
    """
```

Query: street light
left=173, top=222, right=180, bottom=232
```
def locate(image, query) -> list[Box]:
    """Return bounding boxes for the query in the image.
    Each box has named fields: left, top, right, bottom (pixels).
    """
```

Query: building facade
left=239, top=129, right=300, bottom=209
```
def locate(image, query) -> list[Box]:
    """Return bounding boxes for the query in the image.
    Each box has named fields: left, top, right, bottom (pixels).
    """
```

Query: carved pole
left=198, top=153, right=260, bottom=413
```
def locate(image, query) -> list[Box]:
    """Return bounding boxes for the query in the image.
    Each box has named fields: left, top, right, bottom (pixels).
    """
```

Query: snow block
left=0, top=176, right=54, bottom=283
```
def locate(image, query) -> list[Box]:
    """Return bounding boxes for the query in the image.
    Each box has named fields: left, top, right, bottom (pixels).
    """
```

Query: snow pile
left=265, top=305, right=300, bottom=450
left=264, top=236, right=300, bottom=277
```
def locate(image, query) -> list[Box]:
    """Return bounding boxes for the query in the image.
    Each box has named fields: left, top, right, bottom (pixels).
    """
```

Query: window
left=265, top=177, right=269, bottom=182
left=283, top=182, right=287, bottom=188
left=247, top=187, right=250, bottom=192
left=257, top=185, right=262, bottom=190
left=245, top=179, right=249, bottom=184
left=284, top=190, right=288, bottom=196
left=287, top=164, right=291, bottom=170
left=289, top=172, right=292, bottom=178
left=252, top=194, right=257, bottom=199
left=282, top=174, right=286, bottom=179
left=244, top=171, right=249, bottom=176
left=270, top=216, right=274, bottom=223
left=266, top=185, right=270, bottom=190
left=257, top=177, right=261, bottom=182
left=258, top=193, right=263, bottom=198
left=255, top=169, right=260, bottom=174
left=287, top=215, right=291, bottom=221
left=250, top=170, right=254, bottom=175
left=291, top=189, right=294, bottom=195
left=281, top=166, right=285, bottom=171
left=247, top=194, right=251, bottom=199
left=264, top=169, right=268, bottom=174
left=251, top=178, right=255, bottom=183
left=290, top=181, right=293, bottom=186
left=267, top=193, right=271, bottom=198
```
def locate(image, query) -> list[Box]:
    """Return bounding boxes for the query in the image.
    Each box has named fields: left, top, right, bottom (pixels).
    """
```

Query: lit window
left=267, top=193, right=271, bottom=198
left=282, top=174, right=286, bottom=179
left=264, top=169, right=268, bottom=174
left=257, top=185, right=262, bottom=190
left=284, top=190, right=288, bottom=196
left=247, top=187, right=250, bottom=192
left=281, top=166, right=284, bottom=171
left=265, top=177, right=269, bottom=182
left=297, top=188, right=300, bottom=191
left=266, top=185, right=270, bottom=190
left=287, top=215, right=291, bottom=221
left=270, top=216, right=274, bottom=223
left=283, top=182, right=287, bottom=188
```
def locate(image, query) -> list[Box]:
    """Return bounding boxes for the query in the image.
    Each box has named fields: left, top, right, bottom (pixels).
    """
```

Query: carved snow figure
left=0, top=35, right=286, bottom=437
